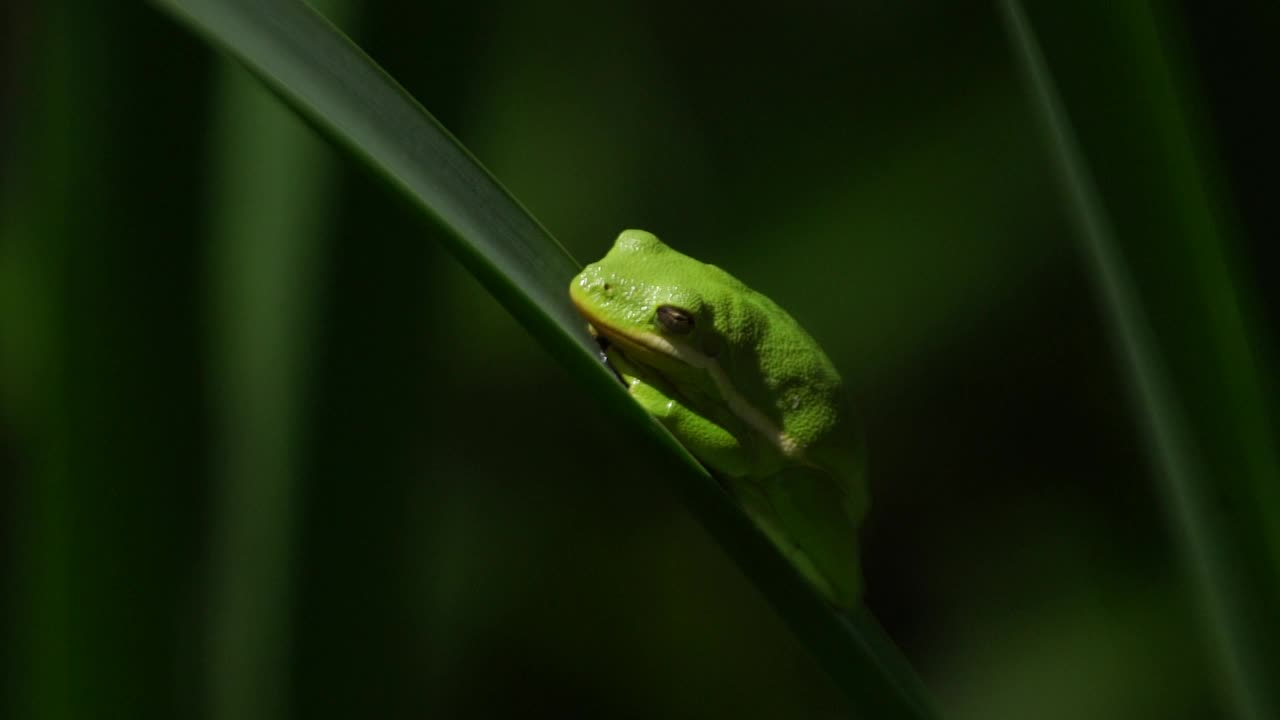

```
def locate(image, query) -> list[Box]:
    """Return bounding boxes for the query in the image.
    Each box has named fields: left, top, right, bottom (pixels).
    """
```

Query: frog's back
left=705, top=266, right=860, bottom=478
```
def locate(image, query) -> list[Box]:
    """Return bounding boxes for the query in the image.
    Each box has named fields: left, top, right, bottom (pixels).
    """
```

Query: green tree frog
left=570, top=230, right=867, bottom=608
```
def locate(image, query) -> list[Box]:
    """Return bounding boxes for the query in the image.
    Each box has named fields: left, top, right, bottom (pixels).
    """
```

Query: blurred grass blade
left=2, top=4, right=213, bottom=718
left=152, top=0, right=938, bottom=715
left=1000, top=3, right=1280, bottom=718
left=202, top=1, right=352, bottom=718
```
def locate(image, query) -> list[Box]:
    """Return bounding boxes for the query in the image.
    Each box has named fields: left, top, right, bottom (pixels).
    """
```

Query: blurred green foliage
left=2, top=1, right=1275, bottom=719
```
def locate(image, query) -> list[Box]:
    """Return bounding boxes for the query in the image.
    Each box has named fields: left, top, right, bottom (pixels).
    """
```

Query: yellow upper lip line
left=570, top=292, right=674, bottom=360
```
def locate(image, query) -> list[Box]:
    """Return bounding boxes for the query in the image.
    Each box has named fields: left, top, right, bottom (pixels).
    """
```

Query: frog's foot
left=622, top=373, right=753, bottom=478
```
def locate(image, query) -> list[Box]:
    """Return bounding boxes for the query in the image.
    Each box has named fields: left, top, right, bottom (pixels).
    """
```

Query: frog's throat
left=581, top=313, right=804, bottom=463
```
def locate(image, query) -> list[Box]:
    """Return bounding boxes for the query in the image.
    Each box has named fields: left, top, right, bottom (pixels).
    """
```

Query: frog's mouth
left=581, top=317, right=683, bottom=388
left=578, top=312, right=696, bottom=380
left=584, top=324, right=627, bottom=386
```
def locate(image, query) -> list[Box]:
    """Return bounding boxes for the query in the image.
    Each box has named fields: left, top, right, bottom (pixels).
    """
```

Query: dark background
left=2, top=2, right=1276, bottom=718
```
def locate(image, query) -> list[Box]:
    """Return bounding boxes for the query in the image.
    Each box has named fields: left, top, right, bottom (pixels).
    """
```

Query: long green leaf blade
left=157, top=0, right=586, bottom=358
left=202, top=1, right=353, bottom=717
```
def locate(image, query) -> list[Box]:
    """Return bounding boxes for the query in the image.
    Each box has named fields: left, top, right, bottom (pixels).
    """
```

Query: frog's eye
left=655, top=305, right=695, bottom=335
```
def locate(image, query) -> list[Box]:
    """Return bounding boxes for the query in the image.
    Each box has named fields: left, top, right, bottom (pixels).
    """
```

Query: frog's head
left=570, top=229, right=735, bottom=374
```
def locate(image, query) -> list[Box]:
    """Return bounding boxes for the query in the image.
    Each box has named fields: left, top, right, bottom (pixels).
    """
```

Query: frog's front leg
left=621, top=372, right=754, bottom=479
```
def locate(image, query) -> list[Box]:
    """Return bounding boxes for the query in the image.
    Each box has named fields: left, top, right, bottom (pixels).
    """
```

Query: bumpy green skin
left=570, top=230, right=867, bottom=608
